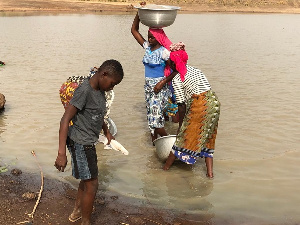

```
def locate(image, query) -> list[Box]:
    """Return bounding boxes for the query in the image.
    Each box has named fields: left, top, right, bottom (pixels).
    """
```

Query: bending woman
left=154, top=43, right=221, bottom=178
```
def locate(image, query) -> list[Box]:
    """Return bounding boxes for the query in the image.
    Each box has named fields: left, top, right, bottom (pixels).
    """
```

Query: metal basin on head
left=135, top=4, right=180, bottom=28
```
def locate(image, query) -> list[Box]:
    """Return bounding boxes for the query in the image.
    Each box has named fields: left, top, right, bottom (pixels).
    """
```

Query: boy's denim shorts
left=67, top=137, right=98, bottom=180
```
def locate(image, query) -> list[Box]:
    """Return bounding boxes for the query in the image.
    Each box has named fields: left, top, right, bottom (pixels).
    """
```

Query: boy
left=54, top=59, right=124, bottom=225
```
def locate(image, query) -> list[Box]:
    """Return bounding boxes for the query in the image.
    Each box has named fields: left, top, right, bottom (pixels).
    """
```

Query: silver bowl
left=153, top=135, right=177, bottom=161
left=135, top=4, right=180, bottom=28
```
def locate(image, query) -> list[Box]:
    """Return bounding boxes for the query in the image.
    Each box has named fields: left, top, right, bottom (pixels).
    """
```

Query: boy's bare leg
left=81, top=178, right=98, bottom=225
left=69, top=180, right=84, bottom=221
left=163, top=151, right=176, bottom=170
left=205, top=157, right=214, bottom=178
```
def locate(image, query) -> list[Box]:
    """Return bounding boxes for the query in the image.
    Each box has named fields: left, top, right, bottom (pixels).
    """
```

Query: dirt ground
left=0, top=168, right=211, bottom=225
left=0, top=0, right=299, bottom=14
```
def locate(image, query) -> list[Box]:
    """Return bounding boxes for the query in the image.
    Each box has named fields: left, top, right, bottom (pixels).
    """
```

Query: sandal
left=69, top=214, right=82, bottom=223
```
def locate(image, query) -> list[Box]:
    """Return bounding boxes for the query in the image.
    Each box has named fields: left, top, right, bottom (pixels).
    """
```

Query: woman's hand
left=154, top=80, right=165, bottom=94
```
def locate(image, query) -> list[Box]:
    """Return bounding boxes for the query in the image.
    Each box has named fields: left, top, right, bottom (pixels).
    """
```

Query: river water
left=0, top=12, right=300, bottom=224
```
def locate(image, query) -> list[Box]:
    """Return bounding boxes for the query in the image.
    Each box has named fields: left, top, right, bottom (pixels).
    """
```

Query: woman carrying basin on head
left=131, top=11, right=173, bottom=143
left=154, top=42, right=221, bottom=178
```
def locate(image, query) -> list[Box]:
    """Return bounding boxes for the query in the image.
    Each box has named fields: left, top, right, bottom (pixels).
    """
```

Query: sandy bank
left=0, top=168, right=204, bottom=225
left=0, top=0, right=300, bottom=14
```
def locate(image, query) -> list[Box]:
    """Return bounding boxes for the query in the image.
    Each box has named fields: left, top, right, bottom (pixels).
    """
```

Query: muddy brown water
left=0, top=13, right=300, bottom=224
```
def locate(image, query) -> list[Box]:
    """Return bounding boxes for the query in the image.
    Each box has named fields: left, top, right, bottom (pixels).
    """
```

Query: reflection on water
left=142, top=159, right=214, bottom=210
left=141, top=160, right=214, bottom=222
left=0, top=13, right=300, bottom=224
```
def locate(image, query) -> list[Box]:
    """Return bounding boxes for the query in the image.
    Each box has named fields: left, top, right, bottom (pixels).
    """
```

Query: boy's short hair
left=99, top=59, right=124, bottom=80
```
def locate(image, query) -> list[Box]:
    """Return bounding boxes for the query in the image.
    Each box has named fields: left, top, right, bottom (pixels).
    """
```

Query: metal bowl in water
left=153, top=135, right=177, bottom=161
left=135, top=4, right=180, bottom=28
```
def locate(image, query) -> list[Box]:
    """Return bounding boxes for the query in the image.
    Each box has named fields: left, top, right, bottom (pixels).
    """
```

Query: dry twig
left=17, top=151, right=44, bottom=225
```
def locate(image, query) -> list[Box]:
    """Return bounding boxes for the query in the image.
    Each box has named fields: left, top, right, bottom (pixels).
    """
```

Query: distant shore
left=0, top=0, right=300, bottom=14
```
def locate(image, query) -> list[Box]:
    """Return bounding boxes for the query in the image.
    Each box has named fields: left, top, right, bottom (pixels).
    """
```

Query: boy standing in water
left=54, top=59, right=124, bottom=225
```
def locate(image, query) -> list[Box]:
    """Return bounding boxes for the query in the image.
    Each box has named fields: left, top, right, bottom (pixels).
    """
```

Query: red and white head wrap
left=170, top=42, right=188, bottom=81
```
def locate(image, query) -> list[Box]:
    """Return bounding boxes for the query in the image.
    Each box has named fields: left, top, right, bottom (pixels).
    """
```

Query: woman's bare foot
left=163, top=152, right=176, bottom=170
left=205, top=157, right=213, bottom=178
left=163, top=164, right=170, bottom=170
left=206, top=173, right=214, bottom=179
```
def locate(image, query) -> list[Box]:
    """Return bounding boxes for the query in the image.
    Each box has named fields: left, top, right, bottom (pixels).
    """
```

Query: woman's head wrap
left=148, top=28, right=173, bottom=77
left=170, top=42, right=188, bottom=81
left=148, top=28, right=172, bottom=50
left=148, top=30, right=188, bottom=80
left=170, top=42, right=186, bottom=52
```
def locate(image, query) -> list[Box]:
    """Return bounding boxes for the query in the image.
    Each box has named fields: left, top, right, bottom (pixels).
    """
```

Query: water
left=1, top=13, right=300, bottom=224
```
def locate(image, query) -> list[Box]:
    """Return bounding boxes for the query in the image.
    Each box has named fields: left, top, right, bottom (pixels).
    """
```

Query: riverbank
left=0, top=0, right=300, bottom=14
left=0, top=168, right=205, bottom=225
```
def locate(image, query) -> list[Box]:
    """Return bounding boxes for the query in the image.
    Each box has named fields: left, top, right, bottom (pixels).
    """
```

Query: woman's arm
left=131, top=12, right=146, bottom=47
left=153, top=70, right=178, bottom=94
left=177, top=102, right=186, bottom=132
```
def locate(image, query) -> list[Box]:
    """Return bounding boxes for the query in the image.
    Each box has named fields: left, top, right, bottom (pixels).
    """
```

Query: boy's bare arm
left=54, top=105, right=77, bottom=172
left=102, top=122, right=114, bottom=145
